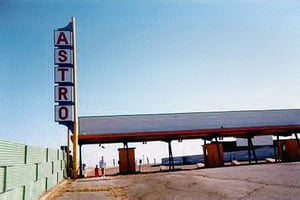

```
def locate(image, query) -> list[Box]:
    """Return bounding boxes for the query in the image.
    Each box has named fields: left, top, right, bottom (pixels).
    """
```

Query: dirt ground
left=51, top=162, right=300, bottom=200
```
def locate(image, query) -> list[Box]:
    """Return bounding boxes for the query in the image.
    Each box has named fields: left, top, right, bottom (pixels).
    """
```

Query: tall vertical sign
left=54, top=17, right=79, bottom=178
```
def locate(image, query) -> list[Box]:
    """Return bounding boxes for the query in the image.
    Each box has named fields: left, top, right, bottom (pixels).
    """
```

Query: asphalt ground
left=50, top=162, right=300, bottom=200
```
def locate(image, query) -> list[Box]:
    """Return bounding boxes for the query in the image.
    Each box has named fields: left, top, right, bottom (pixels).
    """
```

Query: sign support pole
left=66, top=128, right=70, bottom=177
left=71, top=16, right=79, bottom=179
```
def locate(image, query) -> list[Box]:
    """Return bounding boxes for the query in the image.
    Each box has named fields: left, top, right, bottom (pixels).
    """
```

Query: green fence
left=0, top=140, right=66, bottom=200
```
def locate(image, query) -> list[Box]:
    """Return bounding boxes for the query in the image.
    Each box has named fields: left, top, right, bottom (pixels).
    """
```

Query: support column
left=79, top=144, right=83, bottom=177
left=168, top=141, right=174, bottom=170
left=277, top=135, right=280, bottom=162
left=247, top=138, right=252, bottom=164
left=273, top=136, right=278, bottom=162
left=249, top=138, right=257, bottom=164
left=66, top=128, right=70, bottom=177
left=123, top=142, right=130, bottom=174
left=295, top=133, right=300, bottom=150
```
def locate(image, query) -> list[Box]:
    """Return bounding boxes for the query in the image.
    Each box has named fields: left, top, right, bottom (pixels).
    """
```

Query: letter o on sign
left=59, top=106, right=68, bottom=119
left=55, top=105, right=73, bottom=122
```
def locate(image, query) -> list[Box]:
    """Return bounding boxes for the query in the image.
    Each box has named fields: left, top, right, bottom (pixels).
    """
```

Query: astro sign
left=54, top=23, right=74, bottom=129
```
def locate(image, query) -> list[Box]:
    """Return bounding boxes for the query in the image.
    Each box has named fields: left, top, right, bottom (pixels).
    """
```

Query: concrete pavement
left=52, top=162, right=300, bottom=200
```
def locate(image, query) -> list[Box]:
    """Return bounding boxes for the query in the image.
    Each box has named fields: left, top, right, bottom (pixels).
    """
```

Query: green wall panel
left=39, top=162, right=52, bottom=178
left=0, top=167, right=5, bottom=193
left=46, top=174, right=56, bottom=190
left=6, top=164, right=35, bottom=191
left=0, top=186, right=23, bottom=200
left=0, top=193, right=5, bottom=200
left=27, top=146, right=46, bottom=164
left=54, top=161, right=60, bottom=174
left=24, top=178, right=45, bottom=200
left=59, top=151, right=64, bottom=161
left=32, top=178, right=46, bottom=199
left=24, top=183, right=33, bottom=200
left=0, top=140, right=66, bottom=199
left=47, top=149, right=57, bottom=162
left=0, top=140, right=25, bottom=166
left=57, top=171, right=64, bottom=182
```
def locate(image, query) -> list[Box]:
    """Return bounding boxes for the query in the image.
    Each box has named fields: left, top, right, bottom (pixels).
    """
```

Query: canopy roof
left=78, top=109, right=300, bottom=144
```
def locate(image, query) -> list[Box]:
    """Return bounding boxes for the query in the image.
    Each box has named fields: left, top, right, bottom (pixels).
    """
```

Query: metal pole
left=79, top=144, right=83, bottom=177
left=168, top=141, right=174, bottom=170
left=168, top=141, right=171, bottom=170
left=66, top=128, right=70, bottom=177
left=277, top=135, right=280, bottom=161
left=273, top=137, right=278, bottom=162
left=247, top=138, right=251, bottom=164
left=295, top=133, right=300, bottom=149
left=125, top=142, right=130, bottom=174
left=168, top=141, right=175, bottom=170
left=71, top=16, right=79, bottom=179
left=249, top=138, right=257, bottom=164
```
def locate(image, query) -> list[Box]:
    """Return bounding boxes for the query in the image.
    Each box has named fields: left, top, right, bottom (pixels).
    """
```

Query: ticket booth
left=118, top=147, right=136, bottom=174
left=278, top=140, right=300, bottom=162
left=203, top=143, right=224, bottom=167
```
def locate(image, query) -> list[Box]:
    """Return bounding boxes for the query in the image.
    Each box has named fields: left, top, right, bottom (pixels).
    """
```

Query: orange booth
left=118, top=147, right=136, bottom=174
left=278, top=139, right=300, bottom=162
left=203, top=143, right=224, bottom=167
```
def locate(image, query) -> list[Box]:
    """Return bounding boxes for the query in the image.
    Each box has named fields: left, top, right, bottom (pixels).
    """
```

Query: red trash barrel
left=95, top=166, right=99, bottom=177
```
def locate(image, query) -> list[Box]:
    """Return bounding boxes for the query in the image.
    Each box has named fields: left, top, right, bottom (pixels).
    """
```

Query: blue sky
left=0, top=0, right=299, bottom=166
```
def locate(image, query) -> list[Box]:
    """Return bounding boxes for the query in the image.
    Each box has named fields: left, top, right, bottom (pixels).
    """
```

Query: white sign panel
left=55, top=86, right=73, bottom=102
left=55, top=67, right=73, bottom=83
left=54, top=31, right=72, bottom=46
left=55, top=105, right=74, bottom=122
left=54, top=49, right=73, bottom=65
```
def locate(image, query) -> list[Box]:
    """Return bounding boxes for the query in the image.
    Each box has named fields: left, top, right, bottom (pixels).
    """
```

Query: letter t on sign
left=55, top=67, right=73, bottom=83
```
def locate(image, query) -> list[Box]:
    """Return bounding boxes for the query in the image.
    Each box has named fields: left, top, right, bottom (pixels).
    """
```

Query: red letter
left=58, top=68, right=68, bottom=81
left=58, top=50, right=68, bottom=62
left=59, top=106, right=68, bottom=120
left=56, top=32, right=69, bottom=45
left=58, top=87, right=68, bottom=100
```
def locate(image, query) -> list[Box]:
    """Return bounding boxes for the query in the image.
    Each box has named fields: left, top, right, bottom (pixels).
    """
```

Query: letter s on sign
left=55, top=49, right=72, bottom=65
left=58, top=50, right=67, bottom=62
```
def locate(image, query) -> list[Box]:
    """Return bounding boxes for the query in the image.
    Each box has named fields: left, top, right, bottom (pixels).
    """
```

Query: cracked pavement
left=56, top=162, right=300, bottom=200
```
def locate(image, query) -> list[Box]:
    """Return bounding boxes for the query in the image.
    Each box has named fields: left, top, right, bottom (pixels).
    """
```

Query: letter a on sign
left=54, top=31, right=71, bottom=47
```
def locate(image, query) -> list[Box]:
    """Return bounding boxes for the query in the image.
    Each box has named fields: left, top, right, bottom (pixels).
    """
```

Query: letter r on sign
left=55, top=86, right=73, bottom=102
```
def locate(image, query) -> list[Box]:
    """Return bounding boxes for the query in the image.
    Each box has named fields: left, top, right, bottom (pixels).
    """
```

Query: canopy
left=78, top=109, right=300, bottom=144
